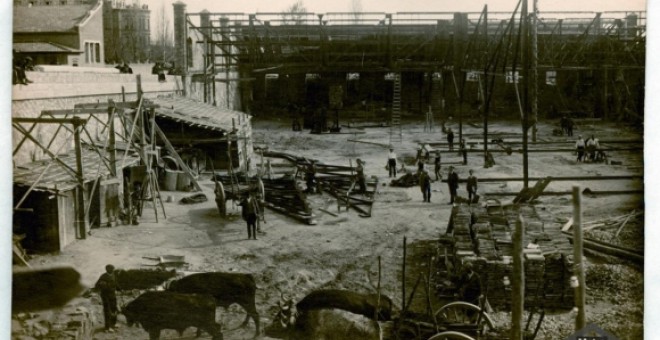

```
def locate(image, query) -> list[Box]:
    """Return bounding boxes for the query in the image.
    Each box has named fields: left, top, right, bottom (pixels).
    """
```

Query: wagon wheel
left=214, top=181, right=227, bottom=217
left=427, top=331, right=476, bottom=340
left=434, top=302, right=494, bottom=334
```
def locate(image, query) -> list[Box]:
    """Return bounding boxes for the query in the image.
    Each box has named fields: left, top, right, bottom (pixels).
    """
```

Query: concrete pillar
left=173, top=1, right=187, bottom=75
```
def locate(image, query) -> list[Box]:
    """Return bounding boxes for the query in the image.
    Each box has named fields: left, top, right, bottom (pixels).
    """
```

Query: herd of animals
left=112, top=271, right=394, bottom=340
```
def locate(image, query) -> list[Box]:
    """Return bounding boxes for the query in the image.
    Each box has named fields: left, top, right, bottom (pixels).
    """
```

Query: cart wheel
left=427, top=331, right=476, bottom=340
left=434, top=301, right=494, bottom=333
left=215, top=182, right=226, bottom=217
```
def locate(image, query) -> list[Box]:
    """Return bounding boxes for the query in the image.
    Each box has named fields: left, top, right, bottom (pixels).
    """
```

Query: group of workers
left=575, top=134, right=605, bottom=163
left=388, top=146, right=478, bottom=205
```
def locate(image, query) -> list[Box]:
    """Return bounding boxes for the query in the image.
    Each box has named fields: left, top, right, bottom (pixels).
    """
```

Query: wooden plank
left=561, top=217, right=573, bottom=231
left=154, top=124, right=203, bottom=192
left=613, top=210, right=636, bottom=240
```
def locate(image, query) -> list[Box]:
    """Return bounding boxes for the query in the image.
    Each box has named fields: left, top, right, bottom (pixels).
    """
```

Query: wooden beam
left=154, top=124, right=203, bottom=192
left=511, top=214, right=524, bottom=340
left=445, top=175, right=643, bottom=183
left=42, top=108, right=109, bottom=115
left=74, top=101, right=160, bottom=109
left=13, top=117, right=89, bottom=124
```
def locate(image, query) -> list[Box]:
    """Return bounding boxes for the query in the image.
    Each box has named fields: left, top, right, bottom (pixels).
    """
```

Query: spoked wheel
left=434, top=302, right=494, bottom=334
left=427, top=331, right=476, bottom=340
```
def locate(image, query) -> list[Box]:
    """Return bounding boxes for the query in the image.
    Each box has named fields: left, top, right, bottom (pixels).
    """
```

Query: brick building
left=13, top=1, right=105, bottom=66
left=103, top=0, right=151, bottom=63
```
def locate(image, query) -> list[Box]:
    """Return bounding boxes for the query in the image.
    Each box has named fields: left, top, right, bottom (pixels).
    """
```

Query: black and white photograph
left=6, top=0, right=653, bottom=339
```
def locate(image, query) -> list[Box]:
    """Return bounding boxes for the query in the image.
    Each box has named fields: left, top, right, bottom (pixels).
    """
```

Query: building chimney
left=173, top=1, right=187, bottom=75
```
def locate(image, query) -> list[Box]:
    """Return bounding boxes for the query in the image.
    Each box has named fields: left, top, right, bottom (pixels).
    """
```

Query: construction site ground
left=22, top=116, right=643, bottom=340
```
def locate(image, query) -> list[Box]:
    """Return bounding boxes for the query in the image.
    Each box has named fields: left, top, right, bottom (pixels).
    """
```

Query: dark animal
left=122, top=291, right=223, bottom=340
left=114, top=269, right=177, bottom=291
left=265, top=289, right=391, bottom=339
left=167, top=272, right=260, bottom=336
left=296, top=289, right=393, bottom=321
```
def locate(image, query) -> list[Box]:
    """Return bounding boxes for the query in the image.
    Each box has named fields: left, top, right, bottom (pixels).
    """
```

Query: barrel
left=177, top=172, right=192, bottom=191
left=163, top=169, right=181, bottom=191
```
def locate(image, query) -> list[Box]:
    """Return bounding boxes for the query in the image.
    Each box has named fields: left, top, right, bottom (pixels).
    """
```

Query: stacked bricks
left=443, top=203, right=574, bottom=311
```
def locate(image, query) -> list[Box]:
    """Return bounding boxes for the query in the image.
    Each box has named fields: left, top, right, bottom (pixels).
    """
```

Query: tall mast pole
left=531, top=0, right=539, bottom=142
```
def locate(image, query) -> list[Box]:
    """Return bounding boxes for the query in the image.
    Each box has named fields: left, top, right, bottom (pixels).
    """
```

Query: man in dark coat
left=240, top=193, right=259, bottom=240
left=95, top=264, right=118, bottom=332
left=447, top=128, right=455, bottom=151
left=419, top=169, right=432, bottom=202
left=356, top=159, right=367, bottom=193
left=466, top=169, right=478, bottom=204
left=447, top=166, right=459, bottom=204
left=458, top=262, right=483, bottom=306
left=459, top=139, right=468, bottom=165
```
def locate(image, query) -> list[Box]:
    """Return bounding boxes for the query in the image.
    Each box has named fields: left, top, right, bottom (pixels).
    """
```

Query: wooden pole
left=521, top=0, right=530, bottom=189
left=73, top=117, right=87, bottom=239
left=375, top=256, right=381, bottom=320
left=531, top=0, right=538, bottom=142
left=511, top=214, right=525, bottom=340
left=107, top=104, right=117, bottom=177
left=402, top=236, right=407, bottom=313
left=572, top=186, right=586, bottom=330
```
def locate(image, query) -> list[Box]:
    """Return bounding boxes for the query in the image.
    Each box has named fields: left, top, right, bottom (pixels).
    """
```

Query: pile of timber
left=262, top=177, right=315, bottom=224
left=261, top=150, right=378, bottom=219
left=319, top=175, right=378, bottom=217
left=443, top=204, right=575, bottom=310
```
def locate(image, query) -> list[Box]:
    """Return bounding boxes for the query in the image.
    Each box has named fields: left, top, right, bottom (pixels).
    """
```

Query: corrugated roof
left=14, top=147, right=139, bottom=192
left=13, top=42, right=80, bottom=53
left=13, top=4, right=95, bottom=33
left=151, top=96, right=248, bottom=133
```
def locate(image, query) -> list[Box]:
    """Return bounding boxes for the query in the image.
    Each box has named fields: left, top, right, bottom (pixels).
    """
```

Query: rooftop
left=13, top=3, right=97, bottom=33
left=14, top=147, right=139, bottom=192
left=151, top=96, right=249, bottom=133
left=13, top=42, right=81, bottom=54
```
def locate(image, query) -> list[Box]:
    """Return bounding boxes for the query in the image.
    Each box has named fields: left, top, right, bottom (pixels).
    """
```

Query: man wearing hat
left=419, top=168, right=432, bottom=202
left=458, top=262, right=483, bottom=306
left=95, top=264, right=118, bottom=332
left=387, top=147, right=398, bottom=178
left=447, top=166, right=459, bottom=204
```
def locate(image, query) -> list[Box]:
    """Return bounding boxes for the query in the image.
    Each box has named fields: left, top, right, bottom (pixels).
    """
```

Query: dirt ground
left=21, top=116, right=643, bottom=339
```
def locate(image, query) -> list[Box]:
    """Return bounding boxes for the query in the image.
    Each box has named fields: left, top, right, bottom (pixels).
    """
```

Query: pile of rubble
left=12, top=299, right=95, bottom=340
left=444, top=202, right=574, bottom=310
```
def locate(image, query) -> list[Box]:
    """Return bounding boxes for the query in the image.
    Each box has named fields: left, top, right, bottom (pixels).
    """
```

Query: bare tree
left=282, top=0, right=307, bottom=25
left=152, top=2, right=174, bottom=62
left=349, top=0, right=363, bottom=23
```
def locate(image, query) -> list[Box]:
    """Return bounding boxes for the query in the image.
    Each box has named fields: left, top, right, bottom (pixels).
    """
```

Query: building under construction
left=173, top=4, right=645, bottom=138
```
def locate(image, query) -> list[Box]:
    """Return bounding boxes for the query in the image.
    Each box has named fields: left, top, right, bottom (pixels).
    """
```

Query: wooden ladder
left=390, top=73, right=402, bottom=144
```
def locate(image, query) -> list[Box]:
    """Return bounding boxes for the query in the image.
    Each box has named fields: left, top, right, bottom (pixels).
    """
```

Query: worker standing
left=387, top=147, right=398, bottom=178
left=466, top=169, right=478, bottom=205
left=434, top=152, right=442, bottom=181
left=575, top=135, right=586, bottom=162
left=356, top=159, right=367, bottom=193
left=95, top=264, right=118, bottom=333
left=447, top=128, right=455, bottom=151
left=305, top=161, right=317, bottom=193
left=447, top=166, right=459, bottom=204
left=419, top=169, right=432, bottom=202
left=240, top=193, right=258, bottom=240
left=459, top=139, right=468, bottom=165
